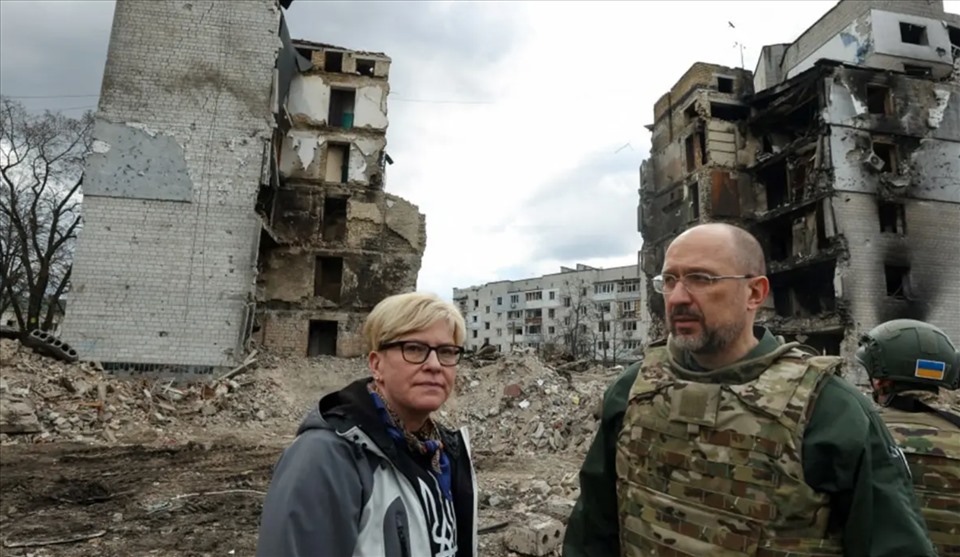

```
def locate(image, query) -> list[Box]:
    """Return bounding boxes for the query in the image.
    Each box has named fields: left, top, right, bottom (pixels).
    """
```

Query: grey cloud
left=284, top=1, right=527, bottom=98
left=513, top=151, right=646, bottom=262
left=0, top=1, right=115, bottom=114
left=0, top=0, right=527, bottom=116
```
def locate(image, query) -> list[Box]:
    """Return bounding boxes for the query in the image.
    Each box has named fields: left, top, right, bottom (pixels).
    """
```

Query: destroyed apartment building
left=639, top=0, right=960, bottom=376
left=59, top=0, right=425, bottom=375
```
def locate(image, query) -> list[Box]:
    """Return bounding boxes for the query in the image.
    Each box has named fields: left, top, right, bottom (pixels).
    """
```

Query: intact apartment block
left=60, top=0, right=424, bottom=374
left=639, top=0, right=960, bottom=380
left=452, top=264, right=647, bottom=364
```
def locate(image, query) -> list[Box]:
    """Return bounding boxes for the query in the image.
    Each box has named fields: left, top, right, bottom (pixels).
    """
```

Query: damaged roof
left=290, top=38, right=390, bottom=60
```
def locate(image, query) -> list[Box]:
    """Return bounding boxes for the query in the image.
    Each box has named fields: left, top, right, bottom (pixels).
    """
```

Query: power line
left=0, top=93, right=99, bottom=99
left=2, top=91, right=495, bottom=105
left=56, top=105, right=98, bottom=111
left=391, top=95, right=494, bottom=105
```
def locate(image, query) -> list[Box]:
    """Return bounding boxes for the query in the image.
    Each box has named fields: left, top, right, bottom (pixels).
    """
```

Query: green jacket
left=563, top=327, right=936, bottom=557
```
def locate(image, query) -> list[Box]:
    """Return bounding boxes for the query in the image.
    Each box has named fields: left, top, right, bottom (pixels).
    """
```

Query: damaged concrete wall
left=754, top=44, right=789, bottom=93
left=780, top=0, right=947, bottom=82
left=832, top=192, right=960, bottom=377
left=792, top=10, right=957, bottom=81
left=60, top=0, right=282, bottom=370
left=286, top=73, right=389, bottom=130
left=256, top=310, right=368, bottom=359
left=788, top=11, right=875, bottom=80
left=826, top=68, right=960, bottom=203
left=279, top=131, right=386, bottom=186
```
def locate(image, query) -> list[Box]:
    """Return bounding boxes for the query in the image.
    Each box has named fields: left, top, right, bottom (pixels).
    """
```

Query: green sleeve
left=802, top=375, right=936, bottom=557
left=561, top=362, right=639, bottom=557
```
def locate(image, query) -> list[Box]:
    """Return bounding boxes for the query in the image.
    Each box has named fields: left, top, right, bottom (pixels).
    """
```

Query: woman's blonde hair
left=363, top=292, right=466, bottom=353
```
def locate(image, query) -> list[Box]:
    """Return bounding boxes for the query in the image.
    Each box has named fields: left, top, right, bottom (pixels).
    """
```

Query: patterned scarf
left=367, top=382, right=453, bottom=501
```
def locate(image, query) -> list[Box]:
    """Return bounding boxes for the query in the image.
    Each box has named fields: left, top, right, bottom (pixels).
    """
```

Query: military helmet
left=856, top=319, right=960, bottom=391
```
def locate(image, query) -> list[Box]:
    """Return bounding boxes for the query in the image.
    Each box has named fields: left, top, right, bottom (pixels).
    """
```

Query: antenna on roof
left=729, top=21, right=746, bottom=69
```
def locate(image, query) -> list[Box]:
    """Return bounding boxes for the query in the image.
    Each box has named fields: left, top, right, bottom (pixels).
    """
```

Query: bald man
left=563, top=223, right=934, bottom=557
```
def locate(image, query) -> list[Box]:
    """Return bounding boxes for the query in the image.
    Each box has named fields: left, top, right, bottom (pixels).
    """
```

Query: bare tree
left=0, top=97, right=92, bottom=334
left=553, top=278, right=596, bottom=360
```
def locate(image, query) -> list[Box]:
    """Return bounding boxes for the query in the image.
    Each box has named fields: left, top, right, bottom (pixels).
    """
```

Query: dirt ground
left=0, top=343, right=604, bottom=556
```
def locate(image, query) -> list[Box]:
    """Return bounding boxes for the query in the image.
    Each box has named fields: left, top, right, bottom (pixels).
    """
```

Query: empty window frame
left=308, top=320, right=338, bottom=356
left=324, top=143, right=349, bottom=183
left=314, top=256, right=344, bottom=302
left=878, top=201, right=906, bottom=234
left=884, top=264, right=910, bottom=299
left=899, top=22, right=928, bottom=45
left=356, top=58, right=375, bottom=76
left=903, top=64, right=932, bottom=77
left=328, top=89, right=356, bottom=128
left=716, top=76, right=734, bottom=93
left=866, top=85, right=892, bottom=115
left=322, top=197, right=348, bottom=242
left=688, top=183, right=700, bottom=219
left=324, top=51, right=344, bottom=72
left=872, top=142, right=898, bottom=173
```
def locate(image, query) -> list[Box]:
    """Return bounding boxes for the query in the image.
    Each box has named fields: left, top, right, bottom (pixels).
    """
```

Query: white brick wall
left=834, top=192, right=960, bottom=366
left=61, top=0, right=281, bottom=368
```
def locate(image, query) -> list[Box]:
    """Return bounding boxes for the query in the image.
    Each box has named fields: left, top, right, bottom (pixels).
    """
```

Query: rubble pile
left=0, top=338, right=293, bottom=444
left=448, top=351, right=623, bottom=457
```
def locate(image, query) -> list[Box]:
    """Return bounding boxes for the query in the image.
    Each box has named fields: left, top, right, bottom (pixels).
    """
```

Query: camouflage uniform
left=878, top=391, right=960, bottom=557
left=856, top=319, right=960, bottom=557
left=563, top=326, right=936, bottom=557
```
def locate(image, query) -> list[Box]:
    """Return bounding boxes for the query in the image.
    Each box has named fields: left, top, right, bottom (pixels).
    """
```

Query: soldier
left=856, top=318, right=960, bottom=557
left=563, top=223, right=935, bottom=557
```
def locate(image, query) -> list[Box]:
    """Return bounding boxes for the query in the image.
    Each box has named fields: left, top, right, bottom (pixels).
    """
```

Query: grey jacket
left=256, top=378, right=479, bottom=557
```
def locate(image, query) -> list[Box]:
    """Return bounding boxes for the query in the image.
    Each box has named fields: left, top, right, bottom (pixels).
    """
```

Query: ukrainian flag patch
left=914, top=359, right=946, bottom=380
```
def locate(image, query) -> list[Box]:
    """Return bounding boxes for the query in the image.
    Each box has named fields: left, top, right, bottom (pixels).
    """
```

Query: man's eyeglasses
left=379, top=341, right=464, bottom=366
left=652, top=272, right=755, bottom=294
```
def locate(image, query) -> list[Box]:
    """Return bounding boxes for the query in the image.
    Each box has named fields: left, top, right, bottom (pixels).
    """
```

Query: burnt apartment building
left=255, top=41, right=426, bottom=358
left=639, top=0, right=960, bottom=379
left=61, top=0, right=424, bottom=374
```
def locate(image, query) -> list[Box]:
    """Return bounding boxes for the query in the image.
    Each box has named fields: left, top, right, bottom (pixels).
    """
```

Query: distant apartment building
left=452, top=264, right=647, bottom=364
left=639, top=0, right=960, bottom=382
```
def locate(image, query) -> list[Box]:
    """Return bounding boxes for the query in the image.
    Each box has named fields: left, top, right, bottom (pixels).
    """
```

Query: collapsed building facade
left=60, top=0, right=424, bottom=374
left=254, top=41, right=425, bottom=358
left=639, top=0, right=960, bottom=379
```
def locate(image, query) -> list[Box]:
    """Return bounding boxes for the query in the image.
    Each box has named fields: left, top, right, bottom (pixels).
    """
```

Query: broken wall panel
left=286, top=74, right=389, bottom=131
left=708, top=170, right=742, bottom=218
left=256, top=310, right=367, bottom=358
left=827, top=68, right=960, bottom=140
left=706, top=121, right=739, bottom=167
left=831, top=127, right=960, bottom=202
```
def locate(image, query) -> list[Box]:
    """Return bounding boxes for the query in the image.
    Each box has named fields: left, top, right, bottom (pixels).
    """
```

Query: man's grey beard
left=671, top=319, right=745, bottom=355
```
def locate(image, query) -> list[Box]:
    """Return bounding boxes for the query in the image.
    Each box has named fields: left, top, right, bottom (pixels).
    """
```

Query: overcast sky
left=2, top=0, right=958, bottom=300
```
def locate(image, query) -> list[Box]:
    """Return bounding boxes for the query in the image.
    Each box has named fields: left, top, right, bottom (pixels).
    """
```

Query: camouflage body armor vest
left=616, top=341, right=843, bottom=557
left=879, top=395, right=960, bottom=557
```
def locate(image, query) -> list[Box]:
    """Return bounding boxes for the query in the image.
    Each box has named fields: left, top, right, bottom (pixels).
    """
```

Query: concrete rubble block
left=503, top=383, right=524, bottom=398
left=504, top=517, right=565, bottom=557
left=543, top=495, right=576, bottom=521
left=0, top=398, right=42, bottom=434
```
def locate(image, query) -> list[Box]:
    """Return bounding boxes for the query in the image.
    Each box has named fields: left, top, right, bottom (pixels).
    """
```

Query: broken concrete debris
left=0, top=338, right=287, bottom=445
left=504, top=517, right=566, bottom=557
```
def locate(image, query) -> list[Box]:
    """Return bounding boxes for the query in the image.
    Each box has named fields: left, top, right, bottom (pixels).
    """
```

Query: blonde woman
left=257, top=292, right=478, bottom=557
